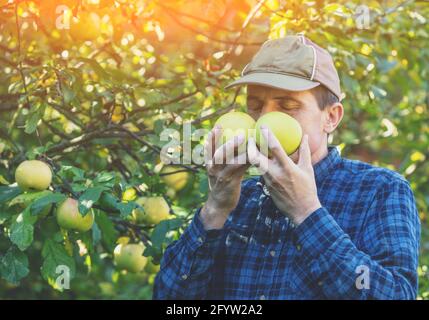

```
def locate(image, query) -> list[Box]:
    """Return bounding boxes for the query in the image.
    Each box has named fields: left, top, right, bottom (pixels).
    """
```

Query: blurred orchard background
left=0, top=0, right=428, bottom=299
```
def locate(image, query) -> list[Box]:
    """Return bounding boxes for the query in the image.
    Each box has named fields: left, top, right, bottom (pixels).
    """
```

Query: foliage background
left=0, top=0, right=428, bottom=299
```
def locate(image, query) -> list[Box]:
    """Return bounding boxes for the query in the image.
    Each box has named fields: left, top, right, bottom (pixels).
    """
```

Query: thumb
left=298, top=134, right=312, bottom=168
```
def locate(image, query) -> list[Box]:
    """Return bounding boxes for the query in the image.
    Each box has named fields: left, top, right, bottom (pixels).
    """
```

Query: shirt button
left=197, top=237, right=204, bottom=244
left=296, top=244, right=302, bottom=251
left=181, top=274, right=188, bottom=280
left=259, top=295, right=266, bottom=300
left=270, top=250, right=276, bottom=257
left=318, top=281, right=323, bottom=286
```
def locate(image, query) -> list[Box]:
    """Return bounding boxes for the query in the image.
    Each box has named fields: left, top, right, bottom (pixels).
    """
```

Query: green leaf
left=170, top=205, right=188, bottom=218
left=0, top=206, right=13, bottom=224
left=198, top=172, right=209, bottom=195
left=93, top=172, right=116, bottom=185
left=78, top=186, right=105, bottom=215
left=10, top=218, right=34, bottom=251
left=377, top=59, right=397, bottom=73
left=70, top=183, right=88, bottom=193
left=323, top=3, right=345, bottom=14
left=0, top=247, right=29, bottom=284
left=370, top=85, right=387, bottom=99
left=95, top=212, right=118, bottom=252
left=150, top=218, right=183, bottom=250
left=24, top=111, right=41, bottom=134
left=21, top=206, right=38, bottom=224
left=78, top=232, right=94, bottom=254
left=9, top=190, right=52, bottom=207
left=24, top=103, right=46, bottom=134
left=0, top=175, right=10, bottom=185
left=41, top=239, right=76, bottom=290
left=25, top=145, right=50, bottom=160
left=30, top=193, right=66, bottom=216
left=76, top=58, right=110, bottom=80
left=116, top=201, right=138, bottom=219
left=0, top=186, right=22, bottom=203
left=62, top=83, right=76, bottom=104
left=143, top=245, right=159, bottom=261
left=98, top=192, right=120, bottom=211
left=58, top=166, right=85, bottom=182
left=92, top=221, right=102, bottom=246
left=154, top=119, right=165, bottom=135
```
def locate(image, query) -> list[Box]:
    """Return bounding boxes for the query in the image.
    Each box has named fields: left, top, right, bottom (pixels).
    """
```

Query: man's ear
left=323, top=102, right=344, bottom=134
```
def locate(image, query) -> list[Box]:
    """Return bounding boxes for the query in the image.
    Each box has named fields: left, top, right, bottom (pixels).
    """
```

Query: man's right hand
left=199, top=125, right=250, bottom=230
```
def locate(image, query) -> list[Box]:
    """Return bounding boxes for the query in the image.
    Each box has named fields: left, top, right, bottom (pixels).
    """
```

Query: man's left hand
left=247, top=126, right=322, bottom=225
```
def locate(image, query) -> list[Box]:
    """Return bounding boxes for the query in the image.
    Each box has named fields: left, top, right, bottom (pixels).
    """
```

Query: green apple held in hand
left=132, top=196, right=171, bottom=225
left=214, top=111, right=256, bottom=153
left=15, top=160, right=52, bottom=191
left=56, top=198, right=94, bottom=232
left=114, top=243, right=148, bottom=273
left=255, top=111, right=302, bottom=156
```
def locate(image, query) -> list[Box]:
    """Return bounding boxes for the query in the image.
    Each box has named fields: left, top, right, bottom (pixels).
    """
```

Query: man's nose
left=259, top=101, right=277, bottom=117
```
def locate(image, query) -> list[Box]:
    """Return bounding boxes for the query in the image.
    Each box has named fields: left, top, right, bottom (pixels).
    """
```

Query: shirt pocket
left=224, top=224, right=252, bottom=258
left=222, top=225, right=260, bottom=286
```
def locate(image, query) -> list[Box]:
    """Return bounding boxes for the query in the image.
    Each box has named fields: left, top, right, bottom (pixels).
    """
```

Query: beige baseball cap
left=225, top=35, right=342, bottom=101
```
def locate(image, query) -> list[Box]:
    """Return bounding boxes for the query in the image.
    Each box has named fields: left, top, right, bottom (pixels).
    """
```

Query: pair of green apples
left=214, top=111, right=303, bottom=157
left=15, top=160, right=94, bottom=232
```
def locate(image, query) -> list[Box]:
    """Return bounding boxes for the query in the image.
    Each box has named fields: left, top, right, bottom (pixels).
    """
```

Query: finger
left=298, top=134, right=312, bottom=168
left=223, top=149, right=247, bottom=166
left=204, top=125, right=222, bottom=165
left=260, top=125, right=294, bottom=169
left=212, top=124, right=222, bottom=156
left=226, top=134, right=247, bottom=163
left=247, top=136, right=270, bottom=175
left=234, top=151, right=249, bottom=167
left=221, top=153, right=250, bottom=177
left=231, top=162, right=252, bottom=178
left=213, top=134, right=245, bottom=165
left=204, top=131, right=213, bottom=165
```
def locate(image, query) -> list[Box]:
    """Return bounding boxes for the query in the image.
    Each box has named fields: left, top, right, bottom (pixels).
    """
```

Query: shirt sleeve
left=292, top=178, right=421, bottom=299
left=152, top=207, right=225, bottom=300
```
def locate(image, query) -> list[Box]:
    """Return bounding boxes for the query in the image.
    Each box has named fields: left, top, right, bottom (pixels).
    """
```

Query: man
left=153, top=35, right=420, bottom=299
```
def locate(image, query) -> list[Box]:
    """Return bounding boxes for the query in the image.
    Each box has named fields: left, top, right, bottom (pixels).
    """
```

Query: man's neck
left=311, top=144, right=329, bottom=166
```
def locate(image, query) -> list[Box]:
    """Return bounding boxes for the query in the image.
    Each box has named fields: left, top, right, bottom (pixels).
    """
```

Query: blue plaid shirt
left=154, top=146, right=420, bottom=299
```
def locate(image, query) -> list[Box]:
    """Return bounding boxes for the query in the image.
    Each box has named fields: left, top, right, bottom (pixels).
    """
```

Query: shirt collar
left=257, top=145, right=342, bottom=190
left=313, top=145, right=342, bottom=185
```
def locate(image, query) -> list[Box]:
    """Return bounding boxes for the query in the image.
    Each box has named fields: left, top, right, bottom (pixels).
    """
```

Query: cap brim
left=224, top=72, right=320, bottom=92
